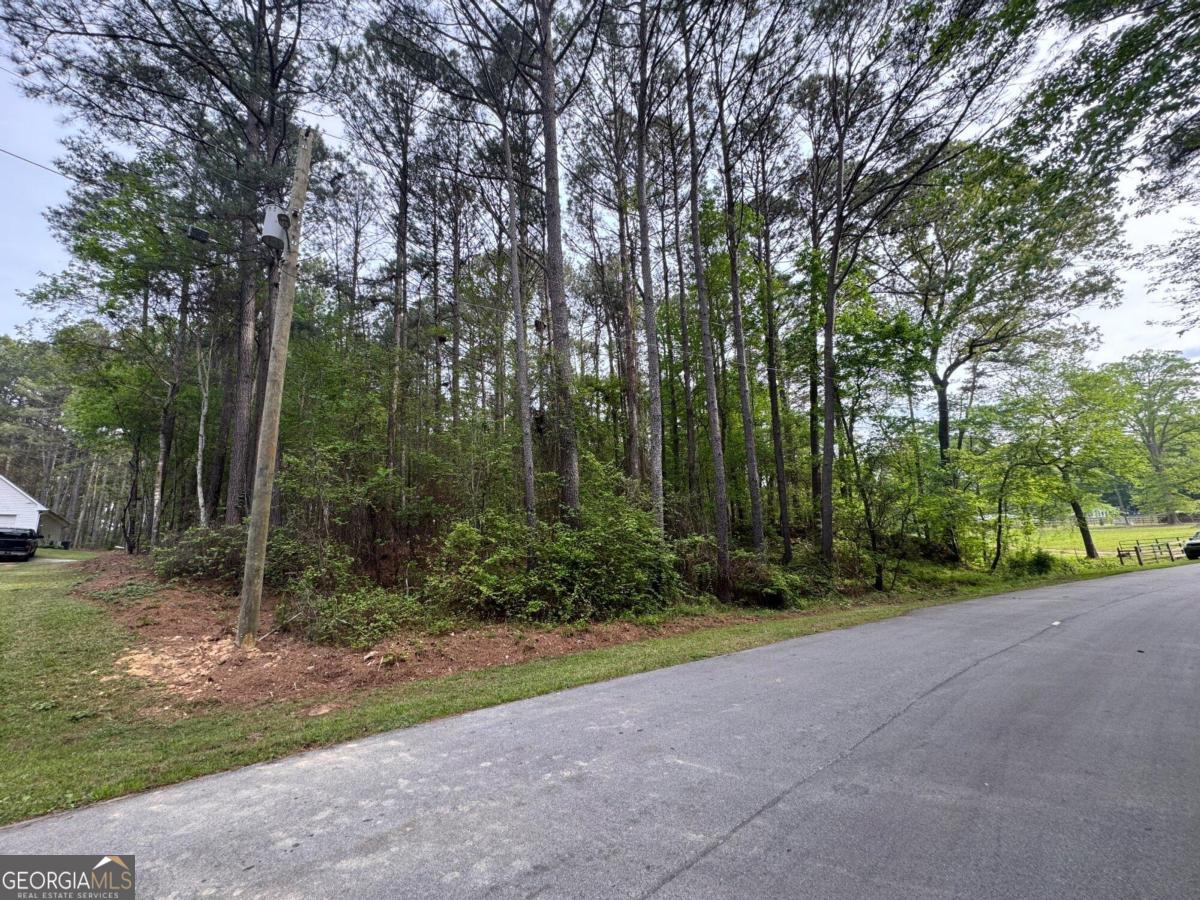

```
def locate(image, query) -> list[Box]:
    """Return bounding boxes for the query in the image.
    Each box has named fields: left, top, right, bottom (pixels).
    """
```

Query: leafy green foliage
left=1107, top=351, right=1200, bottom=518
left=673, top=537, right=822, bottom=608
left=729, top=552, right=822, bottom=609
left=1004, top=548, right=1056, bottom=577
left=152, top=524, right=328, bottom=590
left=2, top=0, right=1187, bottom=621
left=673, top=535, right=719, bottom=597
left=278, top=574, right=426, bottom=649
left=427, top=496, right=680, bottom=623
left=1027, top=1, right=1200, bottom=328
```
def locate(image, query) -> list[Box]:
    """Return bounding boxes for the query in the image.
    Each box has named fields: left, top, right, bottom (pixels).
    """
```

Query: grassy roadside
left=33, top=549, right=101, bottom=562
left=0, top=554, right=1190, bottom=826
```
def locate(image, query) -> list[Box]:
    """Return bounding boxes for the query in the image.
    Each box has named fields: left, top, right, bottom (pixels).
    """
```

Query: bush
left=153, top=524, right=342, bottom=589
left=277, top=568, right=423, bottom=649
left=153, top=525, right=246, bottom=583
left=673, top=534, right=717, bottom=597
left=1005, top=549, right=1057, bottom=577
left=673, top=537, right=824, bottom=607
left=730, top=551, right=820, bottom=609
left=426, top=499, right=680, bottom=622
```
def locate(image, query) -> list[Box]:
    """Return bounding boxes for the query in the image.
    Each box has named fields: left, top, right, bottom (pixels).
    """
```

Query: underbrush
left=153, top=524, right=319, bottom=589
left=890, top=551, right=1130, bottom=598
left=149, top=516, right=1148, bottom=651
left=1004, top=548, right=1056, bottom=577
left=426, top=494, right=679, bottom=623
left=276, top=554, right=459, bottom=648
left=154, top=525, right=438, bottom=648
left=672, top=536, right=831, bottom=608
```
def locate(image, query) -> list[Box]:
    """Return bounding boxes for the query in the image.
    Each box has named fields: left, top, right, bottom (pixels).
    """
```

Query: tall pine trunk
left=537, top=0, right=581, bottom=522
left=388, top=122, right=411, bottom=515
left=225, top=112, right=265, bottom=525
left=616, top=162, right=641, bottom=482
left=671, top=152, right=699, bottom=505
left=150, top=271, right=190, bottom=545
left=758, top=178, right=791, bottom=564
left=504, top=124, right=538, bottom=527
left=683, top=19, right=732, bottom=600
left=715, top=93, right=764, bottom=553
left=196, top=337, right=212, bottom=528
left=820, top=229, right=841, bottom=565
left=636, top=0, right=664, bottom=529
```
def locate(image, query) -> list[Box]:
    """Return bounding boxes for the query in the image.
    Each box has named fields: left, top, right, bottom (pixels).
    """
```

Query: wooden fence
left=1042, top=537, right=1192, bottom=565
left=1116, top=538, right=1189, bottom=566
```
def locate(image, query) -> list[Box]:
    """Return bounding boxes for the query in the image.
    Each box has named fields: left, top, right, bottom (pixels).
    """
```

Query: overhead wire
left=2, top=70, right=764, bottom=362
left=0, top=143, right=263, bottom=264
left=7, top=124, right=796, bottom=381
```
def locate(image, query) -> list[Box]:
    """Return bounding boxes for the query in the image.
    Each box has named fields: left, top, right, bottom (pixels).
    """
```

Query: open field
left=1034, top=523, right=1197, bottom=554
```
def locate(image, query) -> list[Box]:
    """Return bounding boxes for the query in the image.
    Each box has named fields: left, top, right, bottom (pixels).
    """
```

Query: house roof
left=0, top=473, right=48, bottom=511
left=1, top=473, right=71, bottom=527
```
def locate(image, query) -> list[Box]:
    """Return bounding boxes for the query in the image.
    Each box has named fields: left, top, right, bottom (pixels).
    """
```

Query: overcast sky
left=1, top=73, right=1197, bottom=363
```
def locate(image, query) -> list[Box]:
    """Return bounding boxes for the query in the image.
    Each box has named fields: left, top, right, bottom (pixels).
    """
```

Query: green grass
left=1035, top=523, right=1196, bottom=553
left=0, top=554, right=1188, bottom=826
left=35, top=549, right=98, bottom=561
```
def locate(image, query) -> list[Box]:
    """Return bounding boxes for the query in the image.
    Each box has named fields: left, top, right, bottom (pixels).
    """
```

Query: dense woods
left=2, top=0, right=1198, bottom=633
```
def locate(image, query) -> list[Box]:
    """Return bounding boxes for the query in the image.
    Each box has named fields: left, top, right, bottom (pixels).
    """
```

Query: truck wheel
left=1187, top=550, right=1200, bottom=561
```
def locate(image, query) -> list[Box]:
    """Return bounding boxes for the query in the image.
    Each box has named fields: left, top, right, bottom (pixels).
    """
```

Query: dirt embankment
left=75, top=553, right=757, bottom=711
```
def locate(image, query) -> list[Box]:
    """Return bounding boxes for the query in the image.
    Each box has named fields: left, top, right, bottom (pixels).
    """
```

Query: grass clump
left=88, top=580, right=159, bottom=605
left=1004, top=548, right=1056, bottom=577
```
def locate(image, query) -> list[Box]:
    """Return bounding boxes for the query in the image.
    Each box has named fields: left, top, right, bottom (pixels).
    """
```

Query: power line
left=0, top=143, right=257, bottom=262
left=0, top=145, right=70, bottom=180
left=0, top=60, right=267, bottom=193
left=3, top=61, right=481, bottom=194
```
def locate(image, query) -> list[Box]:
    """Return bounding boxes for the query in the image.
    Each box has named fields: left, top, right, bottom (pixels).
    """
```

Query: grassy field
left=0, top=553, right=1187, bottom=826
left=1035, top=523, right=1197, bottom=554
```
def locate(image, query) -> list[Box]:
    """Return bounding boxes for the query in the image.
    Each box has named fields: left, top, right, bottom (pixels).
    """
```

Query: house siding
left=0, top=475, right=47, bottom=531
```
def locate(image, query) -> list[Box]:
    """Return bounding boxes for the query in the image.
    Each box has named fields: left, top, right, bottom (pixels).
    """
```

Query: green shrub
left=730, top=551, right=820, bottom=609
left=426, top=498, right=680, bottom=622
left=278, top=573, right=422, bottom=649
left=1005, top=548, right=1056, bottom=577
left=152, top=525, right=245, bottom=583
left=673, top=534, right=717, bottom=596
left=153, top=524, right=342, bottom=589
left=673, top=537, right=823, bottom=607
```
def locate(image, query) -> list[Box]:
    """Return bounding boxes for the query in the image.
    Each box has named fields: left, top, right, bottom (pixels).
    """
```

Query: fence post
left=1135, top=542, right=1144, bottom=566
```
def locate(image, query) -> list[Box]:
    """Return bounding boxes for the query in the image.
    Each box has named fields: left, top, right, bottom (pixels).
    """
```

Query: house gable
left=0, top=474, right=49, bottom=532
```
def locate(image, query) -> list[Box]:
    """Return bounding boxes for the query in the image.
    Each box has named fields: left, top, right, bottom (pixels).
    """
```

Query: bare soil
left=74, top=553, right=762, bottom=710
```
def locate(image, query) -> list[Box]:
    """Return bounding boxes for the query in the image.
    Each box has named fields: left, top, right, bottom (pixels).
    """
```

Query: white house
left=0, top=473, right=72, bottom=545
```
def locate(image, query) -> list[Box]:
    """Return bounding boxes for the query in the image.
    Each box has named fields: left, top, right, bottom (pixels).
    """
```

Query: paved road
left=4, top=566, right=1199, bottom=898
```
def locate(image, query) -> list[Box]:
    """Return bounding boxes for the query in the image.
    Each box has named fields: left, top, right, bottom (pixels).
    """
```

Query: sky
left=1, top=71, right=1197, bottom=364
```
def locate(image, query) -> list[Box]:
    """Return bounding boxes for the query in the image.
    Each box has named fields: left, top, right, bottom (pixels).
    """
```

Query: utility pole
left=236, top=126, right=316, bottom=649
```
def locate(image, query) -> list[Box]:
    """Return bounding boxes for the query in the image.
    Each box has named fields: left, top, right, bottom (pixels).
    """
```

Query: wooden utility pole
left=236, top=126, right=316, bottom=649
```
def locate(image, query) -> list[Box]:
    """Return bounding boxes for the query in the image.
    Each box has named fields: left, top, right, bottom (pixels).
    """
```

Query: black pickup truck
left=0, top=528, right=40, bottom=561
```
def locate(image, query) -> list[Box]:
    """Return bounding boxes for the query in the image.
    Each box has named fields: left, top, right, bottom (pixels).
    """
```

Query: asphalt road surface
left=3, top=565, right=1198, bottom=899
